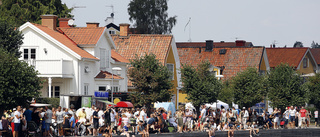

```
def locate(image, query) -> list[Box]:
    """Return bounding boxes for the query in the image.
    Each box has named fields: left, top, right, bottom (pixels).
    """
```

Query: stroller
left=25, top=121, right=40, bottom=137
left=257, top=116, right=264, bottom=128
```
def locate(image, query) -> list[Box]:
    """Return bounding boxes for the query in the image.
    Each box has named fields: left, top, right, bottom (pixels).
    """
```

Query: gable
left=19, top=22, right=98, bottom=60
left=112, top=34, right=173, bottom=65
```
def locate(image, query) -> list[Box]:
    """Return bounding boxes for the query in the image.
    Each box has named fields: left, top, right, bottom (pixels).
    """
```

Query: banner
left=81, top=97, right=91, bottom=108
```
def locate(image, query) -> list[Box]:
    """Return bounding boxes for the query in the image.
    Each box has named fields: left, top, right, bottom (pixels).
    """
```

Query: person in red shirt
left=299, top=106, right=307, bottom=128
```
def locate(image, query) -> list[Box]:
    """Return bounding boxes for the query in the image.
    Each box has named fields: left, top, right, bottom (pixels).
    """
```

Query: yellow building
left=266, top=48, right=318, bottom=75
left=111, top=24, right=182, bottom=108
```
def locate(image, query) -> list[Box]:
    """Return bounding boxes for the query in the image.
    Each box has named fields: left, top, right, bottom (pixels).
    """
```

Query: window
left=23, top=48, right=36, bottom=60
left=54, top=86, right=60, bottom=97
left=109, top=31, right=115, bottom=34
left=84, top=84, right=89, bottom=95
left=99, top=86, right=106, bottom=91
left=100, top=49, right=106, bottom=70
left=303, top=58, right=308, bottom=68
left=111, top=86, right=119, bottom=92
left=167, top=63, right=174, bottom=80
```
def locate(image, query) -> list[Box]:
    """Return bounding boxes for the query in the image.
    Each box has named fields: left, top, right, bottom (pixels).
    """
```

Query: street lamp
left=111, top=67, right=122, bottom=104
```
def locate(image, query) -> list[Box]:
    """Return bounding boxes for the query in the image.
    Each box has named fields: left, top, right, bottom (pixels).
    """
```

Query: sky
left=61, top=0, right=320, bottom=47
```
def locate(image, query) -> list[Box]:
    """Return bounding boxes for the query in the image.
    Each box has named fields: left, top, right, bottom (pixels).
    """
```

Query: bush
left=36, top=98, right=60, bottom=108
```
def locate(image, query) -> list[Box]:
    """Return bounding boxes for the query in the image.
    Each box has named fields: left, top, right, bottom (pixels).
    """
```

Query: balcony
left=24, top=59, right=74, bottom=77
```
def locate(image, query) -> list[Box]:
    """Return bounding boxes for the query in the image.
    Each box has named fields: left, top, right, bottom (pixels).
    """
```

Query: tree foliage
left=0, top=19, right=23, bottom=58
left=218, top=80, right=233, bottom=106
left=128, top=0, right=177, bottom=34
left=128, top=53, right=173, bottom=109
left=311, top=41, right=320, bottom=48
left=0, top=48, right=42, bottom=114
left=229, top=67, right=266, bottom=108
left=181, top=61, right=222, bottom=110
left=293, top=41, right=303, bottom=48
left=0, top=0, right=72, bottom=26
left=305, top=73, right=320, bottom=109
left=267, top=63, right=307, bottom=109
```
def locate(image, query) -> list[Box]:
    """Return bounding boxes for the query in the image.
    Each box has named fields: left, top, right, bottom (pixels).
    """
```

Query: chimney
left=41, top=15, right=58, bottom=30
left=58, top=18, right=71, bottom=28
left=205, top=40, right=214, bottom=51
left=119, top=23, right=130, bottom=37
left=86, top=22, right=99, bottom=28
left=236, top=40, right=246, bottom=47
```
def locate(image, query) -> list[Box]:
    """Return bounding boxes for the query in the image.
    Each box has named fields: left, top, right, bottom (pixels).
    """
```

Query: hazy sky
left=62, top=0, right=320, bottom=47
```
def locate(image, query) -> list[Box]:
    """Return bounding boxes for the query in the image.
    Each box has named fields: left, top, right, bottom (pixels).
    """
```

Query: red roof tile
left=176, top=41, right=253, bottom=48
left=58, top=27, right=105, bottom=45
left=111, top=50, right=130, bottom=63
left=310, top=48, right=320, bottom=65
left=32, top=23, right=98, bottom=60
left=177, top=46, right=264, bottom=80
left=111, top=34, right=173, bottom=65
left=266, top=48, right=308, bottom=68
left=95, top=71, right=124, bottom=79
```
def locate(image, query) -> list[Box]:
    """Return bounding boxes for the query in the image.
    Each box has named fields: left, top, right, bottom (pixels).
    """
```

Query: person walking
left=289, top=106, right=296, bottom=129
left=299, top=106, right=307, bottom=128
left=44, top=106, right=53, bottom=136
left=13, top=106, right=22, bottom=137
left=314, top=109, right=318, bottom=127
left=93, top=107, right=100, bottom=136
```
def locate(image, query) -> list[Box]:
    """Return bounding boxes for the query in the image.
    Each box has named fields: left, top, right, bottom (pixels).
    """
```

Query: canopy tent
left=115, top=101, right=134, bottom=108
left=154, top=102, right=176, bottom=118
left=97, top=100, right=115, bottom=105
left=30, top=103, right=51, bottom=107
left=205, top=100, right=229, bottom=110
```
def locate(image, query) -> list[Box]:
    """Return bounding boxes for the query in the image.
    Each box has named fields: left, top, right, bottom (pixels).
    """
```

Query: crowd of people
left=0, top=104, right=318, bottom=137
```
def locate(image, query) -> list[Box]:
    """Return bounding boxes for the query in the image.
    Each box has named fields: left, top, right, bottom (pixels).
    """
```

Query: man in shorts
left=44, top=106, right=53, bottom=136
left=13, top=106, right=22, bottom=137
left=314, top=109, right=318, bottom=127
left=93, top=107, right=100, bottom=136
left=200, top=105, right=207, bottom=131
left=289, top=106, right=296, bottom=128
left=185, top=108, right=193, bottom=131
left=300, top=106, right=307, bottom=128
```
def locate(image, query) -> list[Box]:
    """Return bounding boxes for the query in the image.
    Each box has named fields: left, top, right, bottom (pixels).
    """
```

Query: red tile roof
left=176, top=41, right=253, bottom=48
left=95, top=71, right=124, bottom=79
left=111, top=50, right=130, bottom=63
left=111, top=34, right=173, bottom=65
left=32, top=23, right=98, bottom=60
left=266, top=48, right=308, bottom=68
left=58, top=27, right=105, bottom=45
left=177, top=45, right=264, bottom=80
left=310, top=48, right=320, bottom=65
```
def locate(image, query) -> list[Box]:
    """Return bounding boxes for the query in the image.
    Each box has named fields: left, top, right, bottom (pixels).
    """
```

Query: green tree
left=181, top=61, right=222, bottom=111
left=0, top=19, right=23, bottom=57
left=267, top=63, right=307, bottom=109
left=0, top=48, right=42, bottom=115
left=218, top=80, right=234, bottom=106
left=229, top=67, right=266, bottom=108
left=305, top=73, right=320, bottom=109
left=0, top=0, right=72, bottom=26
left=128, top=0, right=177, bottom=34
left=128, top=53, right=173, bottom=109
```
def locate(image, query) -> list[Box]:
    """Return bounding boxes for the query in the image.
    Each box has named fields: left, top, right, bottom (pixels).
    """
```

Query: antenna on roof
left=105, top=5, right=117, bottom=25
left=71, top=4, right=86, bottom=15
left=272, top=40, right=278, bottom=48
left=184, top=17, right=192, bottom=42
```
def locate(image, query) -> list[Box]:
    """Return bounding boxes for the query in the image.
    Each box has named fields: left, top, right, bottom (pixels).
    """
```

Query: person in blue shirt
left=23, top=106, right=33, bottom=122
left=69, top=114, right=76, bottom=129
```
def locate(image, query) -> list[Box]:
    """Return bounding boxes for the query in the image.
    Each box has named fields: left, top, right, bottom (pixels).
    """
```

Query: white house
left=18, top=15, right=128, bottom=109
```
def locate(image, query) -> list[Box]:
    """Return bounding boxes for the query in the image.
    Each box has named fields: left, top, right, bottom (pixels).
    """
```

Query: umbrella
left=115, top=101, right=134, bottom=108
left=30, top=103, right=51, bottom=107
left=97, top=100, right=115, bottom=105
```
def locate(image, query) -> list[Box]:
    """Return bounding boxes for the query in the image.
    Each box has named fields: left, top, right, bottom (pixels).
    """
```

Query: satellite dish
left=68, top=19, right=75, bottom=26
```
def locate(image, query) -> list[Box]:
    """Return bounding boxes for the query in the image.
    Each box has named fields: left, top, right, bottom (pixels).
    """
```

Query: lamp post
left=111, top=67, right=122, bottom=104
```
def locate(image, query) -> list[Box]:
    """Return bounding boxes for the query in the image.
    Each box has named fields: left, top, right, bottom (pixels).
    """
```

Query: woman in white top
left=220, top=109, right=227, bottom=123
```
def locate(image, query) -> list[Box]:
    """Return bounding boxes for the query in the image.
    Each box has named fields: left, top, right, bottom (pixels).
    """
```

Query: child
left=249, top=122, right=259, bottom=137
